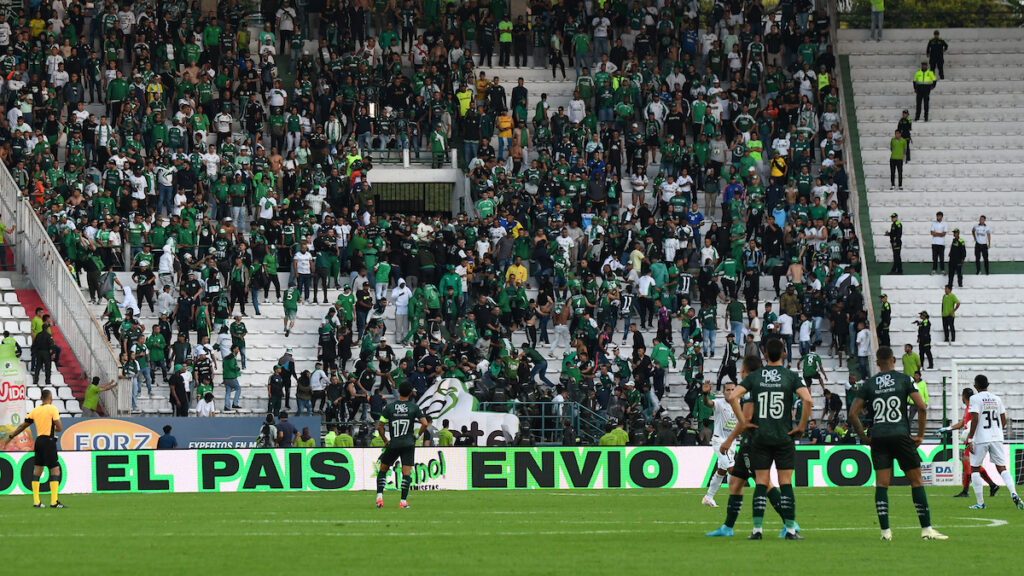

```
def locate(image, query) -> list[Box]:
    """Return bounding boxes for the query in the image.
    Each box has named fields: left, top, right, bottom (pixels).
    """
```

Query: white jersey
left=968, top=390, right=1005, bottom=444
left=712, top=397, right=738, bottom=440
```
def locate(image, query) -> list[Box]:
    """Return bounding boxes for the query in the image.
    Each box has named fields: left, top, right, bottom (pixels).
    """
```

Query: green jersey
left=801, top=352, right=822, bottom=378
left=856, top=370, right=916, bottom=438
left=379, top=398, right=424, bottom=449
left=744, top=364, right=805, bottom=445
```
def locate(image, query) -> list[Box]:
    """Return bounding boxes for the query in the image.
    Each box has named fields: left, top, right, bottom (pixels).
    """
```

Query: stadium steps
left=842, top=27, right=1024, bottom=263
left=84, top=271, right=847, bottom=419
left=14, top=289, right=85, bottom=416
left=880, top=274, right=1024, bottom=427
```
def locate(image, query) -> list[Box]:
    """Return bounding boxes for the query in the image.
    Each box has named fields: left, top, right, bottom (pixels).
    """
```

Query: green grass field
left=0, top=488, right=1019, bottom=574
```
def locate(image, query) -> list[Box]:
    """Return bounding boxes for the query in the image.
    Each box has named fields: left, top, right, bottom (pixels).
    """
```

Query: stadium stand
left=0, top=0, right=876, bottom=445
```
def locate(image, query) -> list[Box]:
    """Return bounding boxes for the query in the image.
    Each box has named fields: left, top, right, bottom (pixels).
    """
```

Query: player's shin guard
left=766, top=486, right=784, bottom=519
left=31, top=474, right=40, bottom=506
left=1000, top=470, right=1017, bottom=496
left=724, top=495, right=743, bottom=528
left=779, top=484, right=796, bottom=530
left=752, top=484, right=767, bottom=530
left=972, top=472, right=985, bottom=505
left=376, top=470, right=388, bottom=497
left=875, top=487, right=890, bottom=530
left=401, top=475, right=412, bottom=500
left=912, top=486, right=931, bottom=528
left=49, top=476, right=59, bottom=506
left=706, top=473, right=725, bottom=499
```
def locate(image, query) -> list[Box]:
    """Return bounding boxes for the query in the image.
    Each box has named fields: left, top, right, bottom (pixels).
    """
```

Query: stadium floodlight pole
left=949, top=358, right=1022, bottom=487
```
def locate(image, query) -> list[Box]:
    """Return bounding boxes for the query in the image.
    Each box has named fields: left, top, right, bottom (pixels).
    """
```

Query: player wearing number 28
left=849, top=346, right=946, bottom=541
left=964, top=374, right=1023, bottom=511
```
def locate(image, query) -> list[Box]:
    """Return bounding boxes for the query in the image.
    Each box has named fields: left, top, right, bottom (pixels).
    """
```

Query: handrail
left=0, top=164, right=127, bottom=415
left=829, top=0, right=880, bottom=365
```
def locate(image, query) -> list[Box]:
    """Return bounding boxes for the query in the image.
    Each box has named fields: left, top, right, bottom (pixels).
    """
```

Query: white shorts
left=970, top=441, right=1007, bottom=468
left=712, top=438, right=736, bottom=471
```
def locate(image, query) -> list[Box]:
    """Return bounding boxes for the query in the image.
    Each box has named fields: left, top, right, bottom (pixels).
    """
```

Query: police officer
left=884, top=212, right=903, bottom=274
left=913, top=61, right=937, bottom=121
left=916, top=311, right=933, bottom=370
left=948, top=228, right=966, bottom=288
left=878, top=294, right=891, bottom=347
left=927, top=30, right=949, bottom=80
left=897, top=109, right=913, bottom=163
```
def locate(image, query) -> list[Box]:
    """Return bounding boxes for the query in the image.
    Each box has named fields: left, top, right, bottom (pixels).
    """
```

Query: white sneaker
left=921, top=527, right=948, bottom=540
left=702, top=496, right=718, bottom=508
left=880, top=529, right=892, bottom=541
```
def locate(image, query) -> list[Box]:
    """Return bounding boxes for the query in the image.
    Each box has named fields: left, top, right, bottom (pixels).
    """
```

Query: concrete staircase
left=880, top=274, right=1024, bottom=436
left=841, top=28, right=1024, bottom=263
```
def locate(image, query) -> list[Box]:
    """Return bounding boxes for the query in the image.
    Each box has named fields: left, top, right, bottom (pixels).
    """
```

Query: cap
left=902, top=109, right=909, bottom=114
left=891, top=212, right=898, bottom=218
left=919, top=310, right=928, bottom=316
left=953, top=228, right=960, bottom=233
left=174, top=363, right=184, bottom=371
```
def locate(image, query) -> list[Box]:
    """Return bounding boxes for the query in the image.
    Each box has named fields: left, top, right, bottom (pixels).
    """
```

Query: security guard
left=897, top=109, right=913, bottom=163
left=948, top=228, right=967, bottom=288
left=0, top=329, right=21, bottom=357
left=878, top=293, right=892, bottom=347
left=885, top=212, right=903, bottom=274
left=913, top=61, right=937, bottom=121
left=5, top=389, right=64, bottom=507
left=916, top=311, right=933, bottom=370
left=927, top=30, right=949, bottom=80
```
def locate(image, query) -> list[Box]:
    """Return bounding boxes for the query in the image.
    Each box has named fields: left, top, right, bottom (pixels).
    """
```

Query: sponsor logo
left=60, top=419, right=160, bottom=451
left=0, top=380, right=25, bottom=402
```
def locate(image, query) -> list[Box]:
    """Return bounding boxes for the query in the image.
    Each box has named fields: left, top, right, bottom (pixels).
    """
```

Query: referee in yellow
left=5, top=389, right=65, bottom=508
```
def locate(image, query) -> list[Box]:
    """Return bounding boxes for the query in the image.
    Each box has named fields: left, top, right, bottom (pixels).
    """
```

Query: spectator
left=276, top=412, right=297, bottom=448
left=294, top=427, right=315, bottom=448
left=81, top=377, right=116, bottom=418
left=855, top=321, right=871, bottom=378
left=196, top=392, right=217, bottom=417
left=930, top=212, right=947, bottom=275
left=972, top=216, right=991, bottom=275
left=156, top=425, right=178, bottom=449
left=948, top=228, right=966, bottom=288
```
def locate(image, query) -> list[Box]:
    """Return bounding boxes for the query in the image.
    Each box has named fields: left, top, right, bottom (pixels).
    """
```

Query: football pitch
left=0, top=488, right=1019, bottom=574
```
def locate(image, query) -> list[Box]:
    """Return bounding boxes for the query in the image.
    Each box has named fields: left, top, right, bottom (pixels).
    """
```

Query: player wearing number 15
left=848, top=346, right=945, bottom=541
left=727, top=338, right=812, bottom=540
left=964, top=374, right=1023, bottom=511
left=375, top=381, right=430, bottom=509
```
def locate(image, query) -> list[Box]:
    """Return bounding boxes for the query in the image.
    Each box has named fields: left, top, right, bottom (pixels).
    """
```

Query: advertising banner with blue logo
left=53, top=416, right=323, bottom=451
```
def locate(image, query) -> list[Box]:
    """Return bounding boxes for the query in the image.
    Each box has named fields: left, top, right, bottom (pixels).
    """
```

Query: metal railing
left=480, top=400, right=609, bottom=445
left=0, top=165, right=127, bottom=415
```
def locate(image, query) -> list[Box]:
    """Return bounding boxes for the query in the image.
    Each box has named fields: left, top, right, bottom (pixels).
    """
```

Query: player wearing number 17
left=848, top=346, right=946, bottom=541
left=727, top=339, right=813, bottom=540
left=375, top=381, right=430, bottom=509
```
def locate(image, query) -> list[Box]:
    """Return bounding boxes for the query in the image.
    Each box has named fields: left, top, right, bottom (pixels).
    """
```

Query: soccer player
left=727, top=339, right=812, bottom=540
left=848, top=346, right=946, bottom=541
left=701, top=380, right=736, bottom=508
left=963, top=374, right=1022, bottom=510
left=375, top=381, right=430, bottom=509
left=5, top=389, right=65, bottom=508
left=939, top=388, right=999, bottom=498
left=706, top=355, right=795, bottom=538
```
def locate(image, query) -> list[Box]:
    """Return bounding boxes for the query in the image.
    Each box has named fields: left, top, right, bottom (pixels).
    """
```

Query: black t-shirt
left=269, top=374, right=285, bottom=396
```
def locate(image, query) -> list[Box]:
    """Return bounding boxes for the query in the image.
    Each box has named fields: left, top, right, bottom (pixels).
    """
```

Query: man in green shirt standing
left=375, top=381, right=429, bottom=509
left=901, top=343, right=921, bottom=378
left=438, top=420, right=455, bottom=446
left=889, top=129, right=906, bottom=190
left=82, top=377, right=117, bottom=418
left=797, top=345, right=826, bottom=389
left=941, top=285, right=960, bottom=343
left=282, top=286, right=300, bottom=337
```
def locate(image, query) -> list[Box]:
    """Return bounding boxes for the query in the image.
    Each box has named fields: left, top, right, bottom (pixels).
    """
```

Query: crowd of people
left=0, top=0, right=873, bottom=444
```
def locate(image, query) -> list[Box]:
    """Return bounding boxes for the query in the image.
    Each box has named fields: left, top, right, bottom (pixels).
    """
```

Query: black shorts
left=379, top=444, right=416, bottom=468
left=749, top=438, right=796, bottom=471
left=870, top=435, right=921, bottom=472
left=731, top=445, right=752, bottom=482
left=34, top=436, right=59, bottom=469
